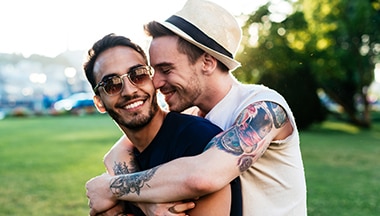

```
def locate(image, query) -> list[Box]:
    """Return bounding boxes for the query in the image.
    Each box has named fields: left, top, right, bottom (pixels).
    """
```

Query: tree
left=235, top=3, right=327, bottom=129
left=235, top=0, right=380, bottom=128
left=301, top=0, right=380, bottom=127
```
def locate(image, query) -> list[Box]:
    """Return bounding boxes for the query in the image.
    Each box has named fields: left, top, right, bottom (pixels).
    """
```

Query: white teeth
left=125, top=101, right=143, bottom=109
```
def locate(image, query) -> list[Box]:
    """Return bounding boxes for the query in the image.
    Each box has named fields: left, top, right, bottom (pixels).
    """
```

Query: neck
left=121, top=109, right=167, bottom=152
left=197, top=73, right=236, bottom=115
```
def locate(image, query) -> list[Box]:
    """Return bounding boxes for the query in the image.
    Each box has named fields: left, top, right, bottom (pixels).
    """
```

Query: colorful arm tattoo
left=205, top=101, right=288, bottom=172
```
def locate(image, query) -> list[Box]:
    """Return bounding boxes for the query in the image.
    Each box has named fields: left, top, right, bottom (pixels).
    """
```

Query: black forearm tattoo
left=113, top=162, right=131, bottom=175
left=110, top=166, right=159, bottom=197
left=112, top=150, right=140, bottom=175
left=205, top=101, right=288, bottom=172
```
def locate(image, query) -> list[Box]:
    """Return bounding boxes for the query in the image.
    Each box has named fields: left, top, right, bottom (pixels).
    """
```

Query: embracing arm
left=92, top=136, right=138, bottom=216
left=101, top=135, right=198, bottom=216
left=103, top=135, right=139, bottom=175
left=86, top=101, right=293, bottom=211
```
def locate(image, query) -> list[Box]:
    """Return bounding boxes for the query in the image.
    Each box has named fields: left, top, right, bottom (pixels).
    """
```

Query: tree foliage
left=235, top=0, right=380, bottom=128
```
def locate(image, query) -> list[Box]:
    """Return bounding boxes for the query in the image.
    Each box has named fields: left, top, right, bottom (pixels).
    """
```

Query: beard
left=162, top=71, right=202, bottom=112
left=106, top=93, right=159, bottom=130
left=168, top=84, right=201, bottom=113
left=168, top=91, right=197, bottom=112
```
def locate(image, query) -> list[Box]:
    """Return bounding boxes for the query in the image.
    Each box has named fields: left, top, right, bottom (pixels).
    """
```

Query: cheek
left=98, top=96, right=117, bottom=110
left=152, top=74, right=163, bottom=88
left=171, top=73, right=192, bottom=87
left=148, top=83, right=156, bottom=95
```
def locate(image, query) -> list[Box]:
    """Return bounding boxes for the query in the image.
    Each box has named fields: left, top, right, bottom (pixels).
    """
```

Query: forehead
left=149, top=36, right=182, bottom=67
left=94, top=46, right=146, bottom=80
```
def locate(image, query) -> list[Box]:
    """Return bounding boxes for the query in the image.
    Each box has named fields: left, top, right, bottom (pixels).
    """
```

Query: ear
left=201, top=53, right=217, bottom=75
left=93, top=95, right=107, bottom=113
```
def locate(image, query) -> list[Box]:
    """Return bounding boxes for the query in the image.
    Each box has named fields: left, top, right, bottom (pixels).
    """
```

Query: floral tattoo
left=110, top=166, right=159, bottom=197
left=112, top=151, right=140, bottom=175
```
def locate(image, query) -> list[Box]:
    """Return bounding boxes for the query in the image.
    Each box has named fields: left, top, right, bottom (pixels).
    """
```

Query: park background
left=1, top=0, right=380, bottom=215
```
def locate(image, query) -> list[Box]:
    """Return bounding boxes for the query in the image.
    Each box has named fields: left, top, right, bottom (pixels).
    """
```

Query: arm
left=135, top=185, right=230, bottom=216
left=102, top=135, right=198, bottom=216
left=86, top=101, right=292, bottom=212
left=104, top=135, right=138, bottom=175
left=92, top=135, right=138, bottom=216
left=187, top=185, right=231, bottom=216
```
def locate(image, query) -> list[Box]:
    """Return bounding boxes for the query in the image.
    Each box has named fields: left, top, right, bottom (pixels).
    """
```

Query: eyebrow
left=153, top=62, right=174, bottom=69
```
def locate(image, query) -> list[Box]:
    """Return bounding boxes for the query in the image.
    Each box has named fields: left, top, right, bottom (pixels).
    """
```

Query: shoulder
left=245, top=84, right=286, bottom=103
left=167, top=112, right=216, bottom=126
left=235, top=84, right=291, bottom=118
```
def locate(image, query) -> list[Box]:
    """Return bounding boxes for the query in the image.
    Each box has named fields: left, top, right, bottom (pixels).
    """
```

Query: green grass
left=301, top=119, right=380, bottom=215
left=0, top=114, right=123, bottom=215
left=0, top=115, right=379, bottom=215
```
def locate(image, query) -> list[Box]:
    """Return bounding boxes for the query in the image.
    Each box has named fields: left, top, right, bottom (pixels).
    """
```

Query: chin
left=168, top=104, right=187, bottom=113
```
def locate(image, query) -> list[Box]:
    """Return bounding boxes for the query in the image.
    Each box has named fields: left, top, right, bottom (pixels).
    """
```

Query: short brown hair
left=144, top=21, right=228, bottom=71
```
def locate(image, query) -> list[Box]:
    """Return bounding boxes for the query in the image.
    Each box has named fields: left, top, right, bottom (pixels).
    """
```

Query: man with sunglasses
left=86, top=0, right=307, bottom=215
left=84, top=33, right=242, bottom=216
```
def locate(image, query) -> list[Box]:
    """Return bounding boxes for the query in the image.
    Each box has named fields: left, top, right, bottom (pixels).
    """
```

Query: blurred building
left=0, top=50, right=92, bottom=114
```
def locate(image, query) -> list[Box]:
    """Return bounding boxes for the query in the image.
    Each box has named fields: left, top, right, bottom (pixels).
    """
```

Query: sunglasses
left=94, top=65, right=154, bottom=96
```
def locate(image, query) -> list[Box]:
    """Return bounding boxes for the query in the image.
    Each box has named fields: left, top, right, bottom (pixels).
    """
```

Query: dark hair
left=83, top=33, right=148, bottom=95
left=144, top=21, right=228, bottom=71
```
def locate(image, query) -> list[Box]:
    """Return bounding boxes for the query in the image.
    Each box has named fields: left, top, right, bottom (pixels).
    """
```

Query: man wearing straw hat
left=86, top=0, right=307, bottom=215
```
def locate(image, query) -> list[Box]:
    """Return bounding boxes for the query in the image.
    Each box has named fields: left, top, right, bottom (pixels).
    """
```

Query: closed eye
left=162, top=69, right=171, bottom=74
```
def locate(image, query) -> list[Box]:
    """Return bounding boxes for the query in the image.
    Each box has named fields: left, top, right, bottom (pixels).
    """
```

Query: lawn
left=0, top=114, right=379, bottom=215
left=0, top=114, right=123, bottom=215
left=301, top=119, right=380, bottom=215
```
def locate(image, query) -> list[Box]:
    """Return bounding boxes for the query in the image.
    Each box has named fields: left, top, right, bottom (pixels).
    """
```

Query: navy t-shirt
left=125, top=112, right=242, bottom=216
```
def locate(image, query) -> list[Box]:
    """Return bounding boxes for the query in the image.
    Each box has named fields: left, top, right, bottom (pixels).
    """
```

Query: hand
left=138, top=201, right=195, bottom=216
left=86, top=173, right=118, bottom=216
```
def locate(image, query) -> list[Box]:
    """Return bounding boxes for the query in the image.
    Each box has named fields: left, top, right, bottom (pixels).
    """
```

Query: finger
left=170, top=202, right=195, bottom=213
left=168, top=209, right=186, bottom=216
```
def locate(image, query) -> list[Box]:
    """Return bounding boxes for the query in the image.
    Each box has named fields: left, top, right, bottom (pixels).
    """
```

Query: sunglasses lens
left=97, top=66, right=153, bottom=95
left=104, top=76, right=123, bottom=95
left=130, top=67, right=151, bottom=85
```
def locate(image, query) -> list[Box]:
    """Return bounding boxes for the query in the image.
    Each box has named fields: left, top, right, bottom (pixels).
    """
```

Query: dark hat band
left=166, top=15, right=233, bottom=58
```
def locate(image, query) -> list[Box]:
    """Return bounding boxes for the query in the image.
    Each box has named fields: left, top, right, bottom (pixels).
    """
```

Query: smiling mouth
left=160, top=89, right=175, bottom=102
left=124, top=100, right=144, bottom=110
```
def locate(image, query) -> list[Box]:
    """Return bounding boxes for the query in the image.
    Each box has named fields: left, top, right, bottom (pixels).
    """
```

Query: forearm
left=109, top=102, right=289, bottom=203
left=111, top=148, right=239, bottom=203
left=187, top=185, right=231, bottom=216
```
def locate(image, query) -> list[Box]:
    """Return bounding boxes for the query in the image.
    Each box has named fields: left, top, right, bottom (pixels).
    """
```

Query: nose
left=120, top=76, right=138, bottom=96
left=152, top=71, right=165, bottom=90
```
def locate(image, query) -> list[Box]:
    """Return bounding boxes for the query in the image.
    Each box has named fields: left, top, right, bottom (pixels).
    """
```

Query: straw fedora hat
left=159, top=0, right=242, bottom=71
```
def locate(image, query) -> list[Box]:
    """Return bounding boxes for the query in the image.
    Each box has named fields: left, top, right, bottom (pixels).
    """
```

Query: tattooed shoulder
left=265, top=102, right=288, bottom=128
left=204, top=101, right=288, bottom=172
